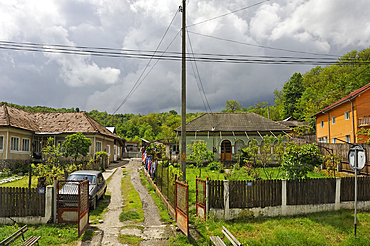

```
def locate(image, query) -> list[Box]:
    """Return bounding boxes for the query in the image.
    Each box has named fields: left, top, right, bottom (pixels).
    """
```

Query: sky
left=0, top=0, right=370, bottom=115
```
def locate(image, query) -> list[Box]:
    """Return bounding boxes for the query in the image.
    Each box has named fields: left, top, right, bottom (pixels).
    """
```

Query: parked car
left=59, top=170, right=107, bottom=210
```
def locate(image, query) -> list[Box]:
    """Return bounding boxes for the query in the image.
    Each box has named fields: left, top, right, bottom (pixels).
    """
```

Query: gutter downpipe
left=351, top=98, right=355, bottom=143
left=325, top=112, right=330, bottom=143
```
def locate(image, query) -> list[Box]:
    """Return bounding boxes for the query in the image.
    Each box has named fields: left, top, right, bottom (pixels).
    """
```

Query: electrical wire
left=2, top=41, right=364, bottom=65
left=112, top=10, right=180, bottom=115
left=187, top=30, right=212, bottom=113
left=187, top=0, right=269, bottom=28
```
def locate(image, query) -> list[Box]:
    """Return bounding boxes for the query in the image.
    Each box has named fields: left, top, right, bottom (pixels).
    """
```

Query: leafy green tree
left=225, top=100, right=242, bottom=112
left=282, top=143, right=324, bottom=180
left=42, top=137, right=63, bottom=167
left=282, top=72, right=304, bottom=119
left=63, top=133, right=92, bottom=164
left=187, top=141, right=214, bottom=177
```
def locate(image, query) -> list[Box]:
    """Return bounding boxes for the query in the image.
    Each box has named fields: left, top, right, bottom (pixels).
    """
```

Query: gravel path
left=80, top=158, right=172, bottom=245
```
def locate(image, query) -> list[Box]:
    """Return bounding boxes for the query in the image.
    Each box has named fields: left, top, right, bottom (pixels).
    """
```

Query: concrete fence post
left=224, top=180, right=230, bottom=220
left=53, top=176, right=57, bottom=224
left=335, top=177, right=341, bottom=210
left=282, top=179, right=287, bottom=216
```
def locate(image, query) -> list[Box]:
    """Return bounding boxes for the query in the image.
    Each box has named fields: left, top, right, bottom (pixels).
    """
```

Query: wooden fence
left=0, top=187, right=45, bottom=217
left=209, top=177, right=370, bottom=209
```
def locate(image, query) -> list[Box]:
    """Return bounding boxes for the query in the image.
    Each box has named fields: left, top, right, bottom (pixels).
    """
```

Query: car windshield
left=68, top=174, right=96, bottom=184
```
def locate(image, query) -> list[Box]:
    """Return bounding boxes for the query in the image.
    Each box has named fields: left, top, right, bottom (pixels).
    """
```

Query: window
left=324, top=136, right=328, bottom=143
left=318, top=137, right=324, bottom=143
left=321, top=121, right=324, bottom=128
left=96, top=141, right=102, bottom=152
left=0, top=136, right=3, bottom=151
left=331, top=116, right=335, bottom=124
left=107, top=145, right=111, bottom=156
left=22, top=138, right=30, bottom=151
left=33, top=140, right=41, bottom=152
left=332, top=138, right=336, bottom=143
left=345, top=111, right=350, bottom=120
left=346, top=135, right=351, bottom=143
left=234, top=140, right=245, bottom=154
left=10, top=137, right=19, bottom=151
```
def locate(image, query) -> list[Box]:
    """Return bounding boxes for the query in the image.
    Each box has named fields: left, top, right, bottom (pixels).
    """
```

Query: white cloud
left=0, top=0, right=370, bottom=114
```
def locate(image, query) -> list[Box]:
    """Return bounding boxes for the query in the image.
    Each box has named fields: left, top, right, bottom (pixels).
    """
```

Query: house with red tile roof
left=312, top=83, right=370, bottom=144
left=0, top=104, right=124, bottom=167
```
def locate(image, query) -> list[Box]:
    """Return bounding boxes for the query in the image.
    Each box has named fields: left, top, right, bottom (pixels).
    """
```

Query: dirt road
left=81, top=158, right=172, bottom=245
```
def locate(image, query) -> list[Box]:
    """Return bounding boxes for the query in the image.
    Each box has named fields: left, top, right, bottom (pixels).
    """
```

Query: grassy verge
left=139, top=169, right=172, bottom=223
left=0, top=223, right=80, bottom=245
left=0, top=175, right=38, bottom=188
left=120, top=168, right=144, bottom=222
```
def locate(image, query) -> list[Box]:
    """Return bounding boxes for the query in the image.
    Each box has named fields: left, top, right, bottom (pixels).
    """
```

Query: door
left=221, top=140, right=232, bottom=161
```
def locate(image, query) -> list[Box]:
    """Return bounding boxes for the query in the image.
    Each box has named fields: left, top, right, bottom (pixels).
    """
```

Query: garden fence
left=0, top=187, right=45, bottom=217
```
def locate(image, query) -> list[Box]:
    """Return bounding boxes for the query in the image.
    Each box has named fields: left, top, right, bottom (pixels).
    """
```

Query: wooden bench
left=0, top=225, right=41, bottom=246
left=210, top=226, right=241, bottom=246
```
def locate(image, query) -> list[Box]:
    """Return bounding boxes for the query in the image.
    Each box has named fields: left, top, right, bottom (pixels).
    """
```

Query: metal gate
left=196, top=178, right=206, bottom=221
left=57, top=179, right=89, bottom=237
left=175, top=180, right=189, bottom=237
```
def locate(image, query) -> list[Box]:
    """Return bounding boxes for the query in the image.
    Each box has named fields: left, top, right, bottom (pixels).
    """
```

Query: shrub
left=207, top=161, right=221, bottom=171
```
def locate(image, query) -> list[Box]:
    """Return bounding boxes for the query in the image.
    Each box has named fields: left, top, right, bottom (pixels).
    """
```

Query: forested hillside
left=3, top=47, right=370, bottom=141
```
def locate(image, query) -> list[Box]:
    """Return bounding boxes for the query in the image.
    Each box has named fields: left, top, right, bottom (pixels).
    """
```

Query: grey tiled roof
left=0, top=104, right=119, bottom=139
left=175, top=113, right=292, bottom=132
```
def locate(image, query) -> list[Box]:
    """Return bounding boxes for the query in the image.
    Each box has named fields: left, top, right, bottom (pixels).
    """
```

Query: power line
left=187, top=30, right=212, bottom=113
left=2, top=41, right=362, bottom=65
left=187, top=0, right=269, bottom=28
left=113, top=9, right=180, bottom=115
left=187, top=31, right=340, bottom=57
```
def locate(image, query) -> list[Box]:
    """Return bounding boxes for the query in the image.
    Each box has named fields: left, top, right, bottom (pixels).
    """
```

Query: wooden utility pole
left=181, top=0, right=186, bottom=182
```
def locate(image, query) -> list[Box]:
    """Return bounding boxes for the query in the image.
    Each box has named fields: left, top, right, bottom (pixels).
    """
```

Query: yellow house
left=0, top=105, right=124, bottom=167
left=313, top=83, right=370, bottom=144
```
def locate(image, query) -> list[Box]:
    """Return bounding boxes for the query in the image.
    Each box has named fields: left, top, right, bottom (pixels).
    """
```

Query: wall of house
left=0, top=127, right=33, bottom=161
left=184, top=131, right=280, bottom=161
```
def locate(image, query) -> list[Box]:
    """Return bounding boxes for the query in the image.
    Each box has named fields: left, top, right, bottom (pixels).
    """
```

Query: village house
left=313, top=83, right=370, bottom=144
left=0, top=104, right=124, bottom=168
left=175, top=113, right=292, bottom=162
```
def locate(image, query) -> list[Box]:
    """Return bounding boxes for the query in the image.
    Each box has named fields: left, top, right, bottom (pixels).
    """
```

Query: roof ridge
left=3, top=104, right=10, bottom=126
left=83, top=112, right=99, bottom=133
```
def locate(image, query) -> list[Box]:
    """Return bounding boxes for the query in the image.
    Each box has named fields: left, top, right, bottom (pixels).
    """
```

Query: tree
left=282, top=143, right=324, bottom=180
left=282, top=72, right=304, bottom=119
left=187, top=141, right=214, bottom=177
left=225, top=100, right=242, bottom=112
left=42, top=137, right=63, bottom=167
left=63, top=133, right=92, bottom=164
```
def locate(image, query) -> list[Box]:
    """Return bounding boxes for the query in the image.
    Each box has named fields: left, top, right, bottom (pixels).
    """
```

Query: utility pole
left=180, top=0, right=187, bottom=182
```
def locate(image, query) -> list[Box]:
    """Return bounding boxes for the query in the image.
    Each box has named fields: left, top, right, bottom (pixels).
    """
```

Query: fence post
left=282, top=179, right=287, bottom=216
left=53, top=176, right=57, bottom=224
left=206, top=177, right=209, bottom=217
left=223, top=180, right=230, bottom=220
left=335, top=177, right=341, bottom=210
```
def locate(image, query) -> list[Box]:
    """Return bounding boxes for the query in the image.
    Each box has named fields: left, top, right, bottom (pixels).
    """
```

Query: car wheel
left=91, top=197, right=97, bottom=210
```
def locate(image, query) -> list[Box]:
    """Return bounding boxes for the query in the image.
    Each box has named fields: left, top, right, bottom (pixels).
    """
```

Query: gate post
left=223, top=180, right=230, bottom=220
left=282, top=179, right=287, bottom=216
left=206, top=178, right=209, bottom=216
left=53, top=176, right=57, bottom=223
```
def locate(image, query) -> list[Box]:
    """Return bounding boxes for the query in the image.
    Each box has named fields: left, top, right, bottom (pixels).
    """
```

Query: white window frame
left=33, top=140, right=41, bottom=153
left=345, top=111, right=350, bottom=120
left=22, top=138, right=30, bottom=152
left=10, top=137, right=20, bottom=151
left=107, top=145, right=111, bottom=156
left=96, top=141, right=102, bottom=152
left=318, top=137, right=324, bottom=143
left=324, top=136, right=328, bottom=143
left=321, top=121, right=324, bottom=128
left=331, top=116, right=335, bottom=124
left=332, top=138, right=336, bottom=143
left=0, top=135, right=4, bottom=151
left=345, top=135, right=351, bottom=143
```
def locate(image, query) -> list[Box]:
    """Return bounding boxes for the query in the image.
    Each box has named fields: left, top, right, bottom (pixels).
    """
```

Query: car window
left=68, top=174, right=97, bottom=184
